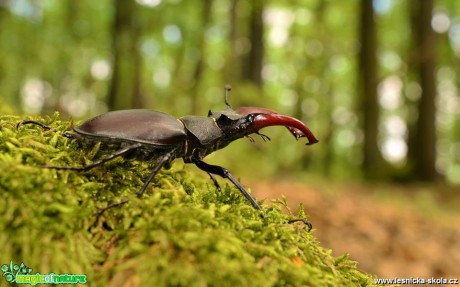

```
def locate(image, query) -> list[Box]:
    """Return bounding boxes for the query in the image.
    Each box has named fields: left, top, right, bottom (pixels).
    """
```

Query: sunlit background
left=2, top=0, right=459, bottom=183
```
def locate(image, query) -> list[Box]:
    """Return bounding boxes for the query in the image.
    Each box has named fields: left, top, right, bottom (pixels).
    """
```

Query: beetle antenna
left=224, top=84, right=232, bottom=109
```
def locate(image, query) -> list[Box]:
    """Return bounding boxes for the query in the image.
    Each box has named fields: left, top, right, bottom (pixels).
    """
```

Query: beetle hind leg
left=17, top=120, right=78, bottom=140
left=17, top=120, right=53, bottom=130
left=47, top=143, right=143, bottom=171
left=16, top=120, right=53, bottom=130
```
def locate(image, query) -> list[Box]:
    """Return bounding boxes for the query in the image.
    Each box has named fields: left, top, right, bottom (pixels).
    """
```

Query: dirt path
left=250, top=180, right=460, bottom=283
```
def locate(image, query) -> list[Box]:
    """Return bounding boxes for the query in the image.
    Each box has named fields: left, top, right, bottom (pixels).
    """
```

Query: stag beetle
left=17, top=86, right=318, bottom=219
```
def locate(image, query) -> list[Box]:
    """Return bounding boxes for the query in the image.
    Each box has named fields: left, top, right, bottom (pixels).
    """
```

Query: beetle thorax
left=178, top=116, right=224, bottom=158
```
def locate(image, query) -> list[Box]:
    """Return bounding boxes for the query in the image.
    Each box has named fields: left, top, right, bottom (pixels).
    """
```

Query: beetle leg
left=96, top=199, right=129, bottom=217
left=17, top=120, right=77, bottom=140
left=61, top=132, right=77, bottom=140
left=88, top=198, right=130, bottom=230
left=208, top=173, right=222, bottom=192
left=136, top=151, right=174, bottom=198
left=92, top=150, right=173, bottom=224
left=288, top=218, right=313, bottom=232
left=47, top=143, right=143, bottom=171
left=17, top=120, right=53, bottom=130
left=192, top=158, right=264, bottom=218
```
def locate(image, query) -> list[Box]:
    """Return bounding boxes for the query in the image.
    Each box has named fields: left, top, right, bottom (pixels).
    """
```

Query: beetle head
left=208, top=86, right=319, bottom=145
left=207, top=107, right=253, bottom=141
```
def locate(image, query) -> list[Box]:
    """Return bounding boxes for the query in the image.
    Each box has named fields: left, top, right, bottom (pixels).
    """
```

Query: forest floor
left=249, top=179, right=460, bottom=285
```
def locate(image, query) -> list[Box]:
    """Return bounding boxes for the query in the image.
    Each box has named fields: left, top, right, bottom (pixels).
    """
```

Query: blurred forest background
left=1, top=0, right=460, bottom=281
left=1, top=0, right=460, bottom=183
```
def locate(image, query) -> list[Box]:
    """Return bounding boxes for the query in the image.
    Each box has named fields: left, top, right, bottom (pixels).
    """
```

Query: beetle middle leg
left=93, top=151, right=174, bottom=218
left=192, top=158, right=264, bottom=218
left=136, top=152, right=174, bottom=198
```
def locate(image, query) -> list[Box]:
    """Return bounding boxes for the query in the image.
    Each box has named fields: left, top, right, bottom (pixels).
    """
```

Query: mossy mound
left=0, top=113, right=379, bottom=286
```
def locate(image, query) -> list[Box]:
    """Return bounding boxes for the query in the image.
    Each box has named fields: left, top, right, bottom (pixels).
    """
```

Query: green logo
left=1, top=261, right=32, bottom=283
left=1, top=261, right=87, bottom=285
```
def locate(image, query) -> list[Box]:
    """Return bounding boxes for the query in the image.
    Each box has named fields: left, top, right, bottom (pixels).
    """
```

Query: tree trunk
left=225, top=0, right=240, bottom=83
left=407, top=0, right=439, bottom=181
left=242, top=0, right=264, bottom=86
left=107, top=0, right=142, bottom=110
left=190, top=0, right=213, bottom=115
left=358, top=0, right=382, bottom=178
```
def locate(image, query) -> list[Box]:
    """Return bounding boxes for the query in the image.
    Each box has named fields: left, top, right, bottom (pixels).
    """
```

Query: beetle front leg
left=192, top=158, right=264, bottom=218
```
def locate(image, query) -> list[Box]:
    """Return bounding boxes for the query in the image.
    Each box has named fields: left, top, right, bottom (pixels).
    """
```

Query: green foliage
left=0, top=113, right=380, bottom=286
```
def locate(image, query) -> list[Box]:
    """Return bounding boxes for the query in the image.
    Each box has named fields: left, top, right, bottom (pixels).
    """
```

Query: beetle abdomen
left=74, top=110, right=187, bottom=145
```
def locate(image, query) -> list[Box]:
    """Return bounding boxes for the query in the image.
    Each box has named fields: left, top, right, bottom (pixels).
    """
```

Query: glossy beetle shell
left=74, top=110, right=187, bottom=145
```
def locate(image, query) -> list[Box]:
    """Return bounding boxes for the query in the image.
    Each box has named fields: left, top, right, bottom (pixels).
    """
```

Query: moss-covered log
left=1, top=113, right=380, bottom=286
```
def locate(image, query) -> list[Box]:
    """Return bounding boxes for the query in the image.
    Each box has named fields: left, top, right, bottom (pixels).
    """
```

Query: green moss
left=0, top=113, right=381, bottom=286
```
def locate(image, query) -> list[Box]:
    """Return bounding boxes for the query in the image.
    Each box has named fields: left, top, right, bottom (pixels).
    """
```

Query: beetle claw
left=208, top=173, right=222, bottom=192
left=288, top=218, right=313, bottom=232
